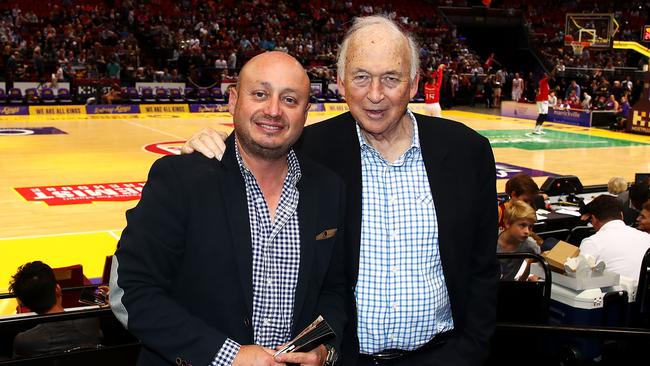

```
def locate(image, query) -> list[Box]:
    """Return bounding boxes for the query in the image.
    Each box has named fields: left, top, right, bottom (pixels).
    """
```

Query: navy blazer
left=296, top=112, right=499, bottom=365
left=110, top=137, right=348, bottom=366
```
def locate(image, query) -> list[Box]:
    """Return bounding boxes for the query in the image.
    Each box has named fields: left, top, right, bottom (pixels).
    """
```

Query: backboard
left=564, top=13, right=618, bottom=49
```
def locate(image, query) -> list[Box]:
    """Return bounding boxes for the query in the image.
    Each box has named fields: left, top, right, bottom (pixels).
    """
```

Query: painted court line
left=125, top=120, right=186, bottom=140
left=0, top=229, right=122, bottom=241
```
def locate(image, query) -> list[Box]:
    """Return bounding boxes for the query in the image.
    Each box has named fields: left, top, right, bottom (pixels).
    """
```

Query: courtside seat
left=169, top=88, right=184, bottom=102
left=566, top=225, right=596, bottom=246
left=40, top=88, right=56, bottom=104
left=24, top=89, right=39, bottom=104
left=141, top=87, right=156, bottom=103
left=0, top=308, right=141, bottom=365
left=184, top=87, right=198, bottom=103
left=631, top=247, right=650, bottom=328
left=155, top=88, right=170, bottom=103
left=210, top=87, right=225, bottom=103
left=197, top=87, right=210, bottom=102
left=56, top=88, right=72, bottom=104
left=7, top=89, right=23, bottom=104
left=126, top=87, right=141, bottom=103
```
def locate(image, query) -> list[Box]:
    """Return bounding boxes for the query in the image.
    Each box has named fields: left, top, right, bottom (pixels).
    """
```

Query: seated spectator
left=579, top=195, right=650, bottom=282
left=498, top=173, right=540, bottom=231
left=608, top=176, right=629, bottom=198
left=581, top=92, right=592, bottom=110
left=638, top=201, right=650, bottom=234
left=497, top=200, right=541, bottom=281
left=625, top=182, right=650, bottom=225
left=101, top=84, right=122, bottom=105
left=8, top=261, right=103, bottom=358
left=604, top=94, right=619, bottom=111
left=614, top=95, right=631, bottom=130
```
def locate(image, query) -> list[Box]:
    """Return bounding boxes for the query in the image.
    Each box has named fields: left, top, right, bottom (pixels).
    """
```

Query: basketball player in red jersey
left=424, top=64, right=445, bottom=117
left=534, top=70, right=554, bottom=135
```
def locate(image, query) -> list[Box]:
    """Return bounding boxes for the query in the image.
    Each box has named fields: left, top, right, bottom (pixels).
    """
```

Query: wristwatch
left=323, top=344, right=337, bottom=366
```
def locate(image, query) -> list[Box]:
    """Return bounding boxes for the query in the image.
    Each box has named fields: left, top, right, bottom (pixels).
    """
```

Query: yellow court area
left=1, top=106, right=649, bottom=314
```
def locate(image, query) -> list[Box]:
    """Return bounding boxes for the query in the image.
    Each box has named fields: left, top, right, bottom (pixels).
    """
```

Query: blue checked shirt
left=211, top=139, right=302, bottom=365
left=355, top=110, right=454, bottom=354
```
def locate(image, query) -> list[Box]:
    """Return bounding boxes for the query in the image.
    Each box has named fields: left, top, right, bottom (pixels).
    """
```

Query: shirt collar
left=234, top=137, right=302, bottom=185
left=354, top=109, right=421, bottom=154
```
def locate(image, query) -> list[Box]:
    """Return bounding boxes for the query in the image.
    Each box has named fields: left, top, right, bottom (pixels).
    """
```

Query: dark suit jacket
left=296, top=112, right=499, bottom=365
left=110, top=137, right=347, bottom=366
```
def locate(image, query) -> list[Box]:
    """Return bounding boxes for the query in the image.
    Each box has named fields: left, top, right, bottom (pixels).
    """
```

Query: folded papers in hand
left=274, top=315, right=335, bottom=356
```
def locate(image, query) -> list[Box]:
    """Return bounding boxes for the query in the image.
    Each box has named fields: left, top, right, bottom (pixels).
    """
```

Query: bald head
left=337, top=15, right=419, bottom=83
left=238, top=51, right=310, bottom=93
left=229, top=51, right=311, bottom=162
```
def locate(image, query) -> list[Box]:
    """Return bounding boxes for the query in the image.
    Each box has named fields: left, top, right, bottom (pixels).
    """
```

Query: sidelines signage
left=629, top=76, right=650, bottom=136
left=86, top=104, right=140, bottom=114
left=500, top=101, right=539, bottom=120
left=309, top=104, right=325, bottom=112
left=495, top=162, right=558, bottom=180
left=15, top=182, right=145, bottom=206
left=547, top=108, right=591, bottom=127
left=0, top=106, right=29, bottom=116
left=630, top=109, right=650, bottom=135
left=324, top=103, right=350, bottom=113
left=189, top=104, right=230, bottom=113
left=140, top=104, right=189, bottom=113
left=30, top=105, right=86, bottom=116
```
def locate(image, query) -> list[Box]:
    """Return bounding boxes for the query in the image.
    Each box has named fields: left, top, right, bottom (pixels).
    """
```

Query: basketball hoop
left=570, top=41, right=591, bottom=56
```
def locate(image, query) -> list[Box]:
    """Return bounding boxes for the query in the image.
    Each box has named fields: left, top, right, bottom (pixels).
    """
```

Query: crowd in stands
left=1, top=0, right=648, bottom=115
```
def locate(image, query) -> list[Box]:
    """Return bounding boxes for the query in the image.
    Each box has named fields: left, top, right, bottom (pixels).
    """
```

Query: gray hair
left=337, top=15, right=420, bottom=83
left=607, top=177, right=628, bottom=195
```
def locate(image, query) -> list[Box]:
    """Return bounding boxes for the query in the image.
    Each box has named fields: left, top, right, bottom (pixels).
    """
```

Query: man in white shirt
left=579, top=195, right=650, bottom=282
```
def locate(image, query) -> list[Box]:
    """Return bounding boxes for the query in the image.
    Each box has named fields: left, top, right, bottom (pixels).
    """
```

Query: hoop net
left=570, top=41, right=590, bottom=56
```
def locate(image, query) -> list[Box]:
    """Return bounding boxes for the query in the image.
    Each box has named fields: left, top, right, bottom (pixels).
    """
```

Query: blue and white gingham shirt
left=355, top=110, right=454, bottom=354
left=212, top=139, right=302, bottom=365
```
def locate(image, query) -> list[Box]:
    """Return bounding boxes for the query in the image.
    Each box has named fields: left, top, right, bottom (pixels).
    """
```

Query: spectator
left=638, top=201, right=650, bottom=234
left=498, top=173, right=540, bottom=230
left=182, top=14, right=499, bottom=365
left=497, top=200, right=541, bottom=281
left=579, top=195, right=650, bottom=282
left=9, top=261, right=103, bottom=358
left=608, top=176, right=629, bottom=196
left=581, top=92, right=592, bottom=110
left=110, top=52, right=345, bottom=366
left=626, top=183, right=650, bottom=225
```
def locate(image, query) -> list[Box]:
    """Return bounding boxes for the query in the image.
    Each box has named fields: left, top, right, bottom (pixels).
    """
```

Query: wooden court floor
left=1, top=107, right=649, bottom=314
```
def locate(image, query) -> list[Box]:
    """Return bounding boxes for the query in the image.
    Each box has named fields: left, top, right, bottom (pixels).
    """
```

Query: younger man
left=9, top=261, right=103, bottom=358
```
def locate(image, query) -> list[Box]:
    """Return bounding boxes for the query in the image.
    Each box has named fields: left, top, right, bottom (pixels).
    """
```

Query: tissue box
left=551, top=270, right=620, bottom=291
left=541, top=241, right=580, bottom=272
left=530, top=264, right=621, bottom=291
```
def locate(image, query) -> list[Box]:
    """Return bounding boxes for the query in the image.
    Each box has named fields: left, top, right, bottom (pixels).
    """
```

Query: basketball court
left=1, top=106, right=649, bottom=314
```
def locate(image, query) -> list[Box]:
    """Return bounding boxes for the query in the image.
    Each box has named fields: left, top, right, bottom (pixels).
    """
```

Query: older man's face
left=338, top=26, right=418, bottom=138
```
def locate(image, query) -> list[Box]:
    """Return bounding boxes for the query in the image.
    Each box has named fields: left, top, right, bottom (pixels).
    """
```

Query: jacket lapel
left=292, top=159, right=317, bottom=333
left=416, top=116, right=455, bottom=279
left=220, top=137, right=254, bottom=317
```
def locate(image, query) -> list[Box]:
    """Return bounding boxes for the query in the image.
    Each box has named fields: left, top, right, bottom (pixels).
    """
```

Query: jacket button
left=244, top=317, right=251, bottom=327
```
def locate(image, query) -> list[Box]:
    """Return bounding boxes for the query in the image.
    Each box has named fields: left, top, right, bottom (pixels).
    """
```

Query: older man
left=110, top=52, right=346, bottom=366
left=183, top=16, right=498, bottom=366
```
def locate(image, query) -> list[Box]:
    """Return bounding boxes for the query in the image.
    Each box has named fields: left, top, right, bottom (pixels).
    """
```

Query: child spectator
left=497, top=200, right=541, bottom=281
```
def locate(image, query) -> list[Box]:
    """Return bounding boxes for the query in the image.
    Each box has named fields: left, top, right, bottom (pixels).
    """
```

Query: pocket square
left=315, top=228, right=338, bottom=240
